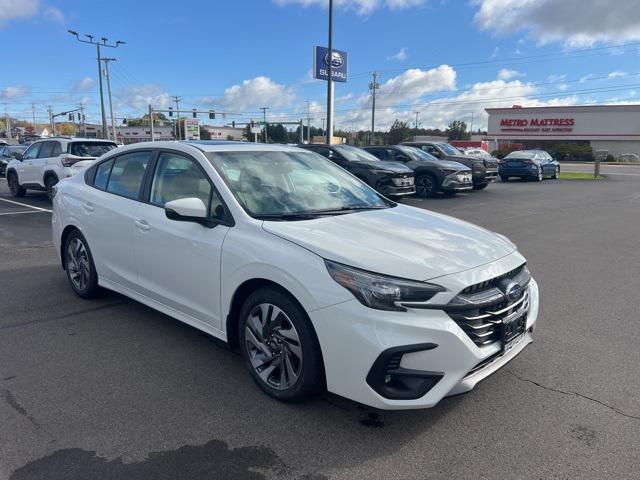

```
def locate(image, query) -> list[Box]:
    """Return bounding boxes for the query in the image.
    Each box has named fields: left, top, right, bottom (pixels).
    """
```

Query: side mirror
left=165, top=197, right=219, bottom=228
left=14, top=153, right=23, bottom=161
left=431, top=151, right=442, bottom=158
left=396, top=155, right=409, bottom=162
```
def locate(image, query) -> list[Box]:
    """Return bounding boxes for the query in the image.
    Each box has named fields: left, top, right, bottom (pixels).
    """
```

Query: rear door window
left=69, top=142, right=117, bottom=157
left=37, top=141, right=54, bottom=158
left=106, top=151, right=152, bottom=200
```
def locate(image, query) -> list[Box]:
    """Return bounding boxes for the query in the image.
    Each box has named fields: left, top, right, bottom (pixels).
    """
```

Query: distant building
left=202, top=125, right=245, bottom=141
left=116, top=125, right=174, bottom=144
left=311, top=135, right=346, bottom=144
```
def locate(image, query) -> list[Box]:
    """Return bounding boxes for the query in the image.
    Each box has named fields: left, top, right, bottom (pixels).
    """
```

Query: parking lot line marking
left=0, top=198, right=52, bottom=213
left=0, top=210, right=49, bottom=216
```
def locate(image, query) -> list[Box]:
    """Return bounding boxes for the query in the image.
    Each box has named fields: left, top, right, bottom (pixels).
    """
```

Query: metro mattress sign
left=313, top=46, right=348, bottom=83
left=500, top=118, right=575, bottom=127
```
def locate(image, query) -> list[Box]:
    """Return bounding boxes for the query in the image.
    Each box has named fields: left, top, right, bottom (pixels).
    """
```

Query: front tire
left=45, top=175, right=57, bottom=202
left=416, top=174, right=437, bottom=198
left=7, top=172, right=26, bottom=197
left=473, top=182, right=489, bottom=191
left=238, top=287, right=325, bottom=402
left=64, top=230, right=99, bottom=299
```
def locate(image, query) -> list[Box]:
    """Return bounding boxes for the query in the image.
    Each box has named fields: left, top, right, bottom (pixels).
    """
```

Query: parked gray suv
left=401, top=141, right=498, bottom=190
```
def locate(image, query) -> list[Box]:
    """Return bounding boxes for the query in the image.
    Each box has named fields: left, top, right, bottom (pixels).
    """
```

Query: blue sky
left=2, top=0, right=640, bottom=130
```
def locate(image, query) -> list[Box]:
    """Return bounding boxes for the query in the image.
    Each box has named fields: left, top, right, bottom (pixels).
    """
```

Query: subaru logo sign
left=313, top=46, right=348, bottom=83
left=324, top=51, right=343, bottom=68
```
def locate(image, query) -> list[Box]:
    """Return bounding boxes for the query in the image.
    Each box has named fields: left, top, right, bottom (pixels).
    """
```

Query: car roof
left=29, top=137, right=117, bottom=145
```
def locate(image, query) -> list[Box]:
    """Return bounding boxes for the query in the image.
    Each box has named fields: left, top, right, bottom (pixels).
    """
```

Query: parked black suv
left=363, top=145, right=472, bottom=198
left=298, top=144, right=415, bottom=197
left=401, top=141, right=498, bottom=190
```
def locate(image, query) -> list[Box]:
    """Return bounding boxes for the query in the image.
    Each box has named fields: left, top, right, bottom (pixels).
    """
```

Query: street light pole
left=260, top=107, right=270, bottom=143
left=67, top=30, right=125, bottom=140
left=369, top=72, right=379, bottom=145
left=102, top=57, right=117, bottom=142
left=325, top=0, right=334, bottom=145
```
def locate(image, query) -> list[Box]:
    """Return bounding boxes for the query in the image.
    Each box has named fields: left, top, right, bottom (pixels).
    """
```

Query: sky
left=2, top=0, right=640, bottom=131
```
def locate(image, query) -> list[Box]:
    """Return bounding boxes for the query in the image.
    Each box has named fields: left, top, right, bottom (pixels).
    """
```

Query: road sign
left=313, top=46, right=348, bottom=83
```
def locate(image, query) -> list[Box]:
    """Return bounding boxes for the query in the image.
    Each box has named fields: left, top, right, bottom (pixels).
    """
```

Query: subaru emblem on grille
left=503, top=281, right=523, bottom=302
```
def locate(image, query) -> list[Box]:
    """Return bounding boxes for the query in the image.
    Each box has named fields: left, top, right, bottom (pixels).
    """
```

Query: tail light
left=61, top=156, right=82, bottom=167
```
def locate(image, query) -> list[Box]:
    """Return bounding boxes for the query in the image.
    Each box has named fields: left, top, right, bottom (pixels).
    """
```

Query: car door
left=133, top=150, right=230, bottom=330
left=82, top=150, right=153, bottom=290
left=18, top=142, right=41, bottom=183
left=33, top=140, right=56, bottom=186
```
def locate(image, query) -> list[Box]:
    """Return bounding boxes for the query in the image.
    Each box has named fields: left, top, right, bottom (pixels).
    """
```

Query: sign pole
left=325, top=0, right=333, bottom=145
left=149, top=104, right=154, bottom=142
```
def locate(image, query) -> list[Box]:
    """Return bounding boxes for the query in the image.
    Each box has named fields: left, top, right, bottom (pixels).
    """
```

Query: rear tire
left=535, top=169, right=543, bottom=182
left=416, top=174, right=437, bottom=198
left=64, top=230, right=99, bottom=299
left=552, top=167, right=559, bottom=179
left=500, top=175, right=509, bottom=182
left=45, top=175, right=57, bottom=202
left=238, top=287, right=325, bottom=402
left=7, top=172, right=26, bottom=197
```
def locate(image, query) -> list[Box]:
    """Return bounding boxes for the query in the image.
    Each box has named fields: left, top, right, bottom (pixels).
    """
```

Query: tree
left=126, top=112, right=169, bottom=127
left=58, top=123, right=75, bottom=136
left=269, top=124, right=288, bottom=144
left=387, top=119, right=411, bottom=145
left=446, top=120, right=470, bottom=141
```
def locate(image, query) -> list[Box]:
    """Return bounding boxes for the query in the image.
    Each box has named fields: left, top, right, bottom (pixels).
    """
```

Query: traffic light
left=77, top=113, right=82, bottom=122
left=232, top=121, right=235, bottom=128
left=209, top=110, right=215, bottom=120
left=192, top=109, right=197, bottom=119
left=68, top=113, right=73, bottom=121
left=168, top=107, right=173, bottom=117
left=122, top=118, right=127, bottom=125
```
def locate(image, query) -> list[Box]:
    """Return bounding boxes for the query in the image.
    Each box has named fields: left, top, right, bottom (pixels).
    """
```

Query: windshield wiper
left=253, top=213, right=323, bottom=221
left=308, top=205, right=390, bottom=215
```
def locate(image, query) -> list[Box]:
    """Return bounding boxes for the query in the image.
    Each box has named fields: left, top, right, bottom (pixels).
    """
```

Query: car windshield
left=206, top=150, right=391, bottom=220
left=438, top=143, right=462, bottom=155
left=69, top=142, right=117, bottom=157
left=399, top=146, right=438, bottom=162
left=333, top=145, right=381, bottom=162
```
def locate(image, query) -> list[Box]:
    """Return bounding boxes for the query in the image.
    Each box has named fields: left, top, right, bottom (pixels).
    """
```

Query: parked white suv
left=52, top=141, right=539, bottom=409
left=6, top=137, right=117, bottom=200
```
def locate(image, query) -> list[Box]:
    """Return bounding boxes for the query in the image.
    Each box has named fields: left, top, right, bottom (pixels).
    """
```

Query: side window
left=50, top=141, right=62, bottom=156
left=37, top=141, right=53, bottom=158
left=314, top=147, right=334, bottom=159
left=150, top=152, right=218, bottom=217
left=106, top=151, right=152, bottom=200
left=22, top=143, right=40, bottom=160
left=93, top=159, right=115, bottom=190
left=367, top=148, right=384, bottom=160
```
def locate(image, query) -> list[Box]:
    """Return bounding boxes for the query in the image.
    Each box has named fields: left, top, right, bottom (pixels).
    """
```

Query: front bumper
left=310, top=252, right=539, bottom=409
left=380, top=185, right=417, bottom=197
left=485, top=169, right=499, bottom=181
left=441, top=172, right=473, bottom=192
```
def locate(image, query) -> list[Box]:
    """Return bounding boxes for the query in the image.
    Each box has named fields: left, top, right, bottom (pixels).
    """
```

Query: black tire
left=500, top=175, right=509, bottom=182
left=238, top=287, right=325, bottom=402
left=552, top=167, right=560, bottom=179
left=415, top=174, right=437, bottom=198
left=7, top=171, right=26, bottom=197
left=63, top=230, right=99, bottom=299
left=473, top=182, right=489, bottom=191
left=45, top=175, right=58, bottom=202
left=534, top=169, right=543, bottom=182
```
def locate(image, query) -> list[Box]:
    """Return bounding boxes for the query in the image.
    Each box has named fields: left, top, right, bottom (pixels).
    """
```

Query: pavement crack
left=0, top=387, right=40, bottom=427
left=504, top=370, right=640, bottom=422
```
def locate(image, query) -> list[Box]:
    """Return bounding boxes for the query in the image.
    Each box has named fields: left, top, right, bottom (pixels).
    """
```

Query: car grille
left=444, top=264, right=531, bottom=347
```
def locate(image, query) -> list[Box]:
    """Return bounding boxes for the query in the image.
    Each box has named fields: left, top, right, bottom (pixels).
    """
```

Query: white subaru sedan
left=52, top=141, right=539, bottom=410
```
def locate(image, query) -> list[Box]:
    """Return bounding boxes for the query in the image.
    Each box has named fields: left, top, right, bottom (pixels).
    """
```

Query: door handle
left=134, top=219, right=151, bottom=232
left=82, top=202, right=95, bottom=213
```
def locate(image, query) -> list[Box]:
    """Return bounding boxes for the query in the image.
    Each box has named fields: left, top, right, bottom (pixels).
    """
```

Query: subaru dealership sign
left=313, top=46, right=348, bottom=83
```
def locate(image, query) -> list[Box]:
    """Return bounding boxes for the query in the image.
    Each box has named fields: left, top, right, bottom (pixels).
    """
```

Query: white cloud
left=0, top=0, right=38, bottom=26
left=608, top=70, right=627, bottom=79
left=0, top=85, right=29, bottom=100
left=215, top=77, right=295, bottom=111
left=579, top=74, right=594, bottom=83
left=498, top=68, right=525, bottom=80
left=72, top=77, right=95, bottom=92
left=115, top=84, right=172, bottom=111
left=274, top=0, right=425, bottom=16
left=473, top=0, right=640, bottom=47
left=547, top=74, right=567, bottom=82
left=375, top=65, right=457, bottom=104
left=43, top=6, right=65, bottom=25
left=387, top=47, right=408, bottom=61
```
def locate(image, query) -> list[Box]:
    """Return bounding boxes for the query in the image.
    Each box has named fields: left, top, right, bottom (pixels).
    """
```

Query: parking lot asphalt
left=1, top=168, right=639, bottom=480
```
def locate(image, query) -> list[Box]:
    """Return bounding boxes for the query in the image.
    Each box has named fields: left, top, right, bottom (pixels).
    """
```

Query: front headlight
left=325, top=260, right=445, bottom=311
left=439, top=167, right=458, bottom=174
left=370, top=169, right=394, bottom=175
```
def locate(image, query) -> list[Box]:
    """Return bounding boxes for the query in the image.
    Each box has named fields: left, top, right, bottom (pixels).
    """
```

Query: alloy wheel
left=416, top=175, right=435, bottom=197
left=244, top=303, right=303, bottom=390
left=8, top=174, right=18, bottom=195
left=66, top=237, right=91, bottom=291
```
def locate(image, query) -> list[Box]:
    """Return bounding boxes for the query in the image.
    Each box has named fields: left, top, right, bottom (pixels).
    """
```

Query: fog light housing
left=366, top=343, right=443, bottom=400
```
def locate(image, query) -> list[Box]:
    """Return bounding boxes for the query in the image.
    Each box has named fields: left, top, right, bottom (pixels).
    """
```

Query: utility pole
left=369, top=72, right=380, bottom=145
left=308, top=107, right=312, bottom=143
left=102, top=57, right=117, bottom=142
left=260, top=107, right=270, bottom=143
left=79, top=104, right=86, bottom=137
left=149, top=104, right=155, bottom=142
left=31, top=103, right=36, bottom=128
left=321, top=118, right=325, bottom=138
left=470, top=112, right=474, bottom=137
left=3, top=103, right=10, bottom=140
left=67, top=30, right=125, bottom=139
left=173, top=95, right=181, bottom=140
left=48, top=106, right=54, bottom=136
left=325, top=0, right=334, bottom=144
left=414, top=111, right=420, bottom=129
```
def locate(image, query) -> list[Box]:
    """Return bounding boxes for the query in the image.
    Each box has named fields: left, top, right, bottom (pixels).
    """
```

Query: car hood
left=358, top=160, right=412, bottom=173
left=262, top=204, right=516, bottom=281
left=437, top=159, right=471, bottom=171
